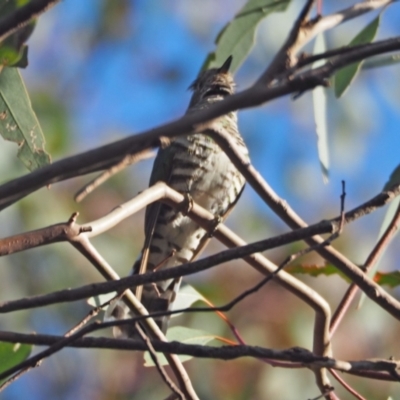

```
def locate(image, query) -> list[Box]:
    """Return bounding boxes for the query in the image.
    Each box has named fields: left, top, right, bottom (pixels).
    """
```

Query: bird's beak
left=218, top=55, right=233, bottom=73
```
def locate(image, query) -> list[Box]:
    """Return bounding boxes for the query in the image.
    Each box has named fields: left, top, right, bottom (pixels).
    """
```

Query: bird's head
left=188, top=56, right=235, bottom=108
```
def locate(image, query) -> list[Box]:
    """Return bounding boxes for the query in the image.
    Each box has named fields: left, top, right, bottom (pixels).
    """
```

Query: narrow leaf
left=0, top=67, right=51, bottom=170
left=334, top=15, right=380, bottom=98
left=0, top=0, right=36, bottom=68
left=288, top=263, right=400, bottom=289
left=374, top=271, right=400, bottom=288
left=0, top=342, right=32, bottom=381
left=287, top=263, right=341, bottom=277
left=144, top=327, right=217, bottom=366
left=203, top=0, right=291, bottom=72
left=312, top=33, right=329, bottom=182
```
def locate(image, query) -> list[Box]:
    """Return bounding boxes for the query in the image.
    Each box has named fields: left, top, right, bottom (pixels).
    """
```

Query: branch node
left=79, top=226, right=92, bottom=234
left=68, top=212, right=79, bottom=225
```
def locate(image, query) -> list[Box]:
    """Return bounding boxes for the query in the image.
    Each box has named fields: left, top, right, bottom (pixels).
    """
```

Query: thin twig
left=330, top=199, right=400, bottom=335
left=135, top=323, right=184, bottom=400
left=71, top=236, right=199, bottom=400
left=259, top=0, right=317, bottom=83
left=0, top=296, right=119, bottom=392
left=75, top=150, right=155, bottom=202
left=0, top=331, right=399, bottom=378
left=0, top=217, right=338, bottom=314
left=0, top=361, right=42, bottom=392
left=0, top=35, right=400, bottom=211
left=0, top=0, right=60, bottom=43
left=329, top=369, right=366, bottom=400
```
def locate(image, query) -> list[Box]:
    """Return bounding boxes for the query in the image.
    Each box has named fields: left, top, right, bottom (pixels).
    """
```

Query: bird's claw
left=181, top=193, right=194, bottom=215
left=208, top=215, right=222, bottom=237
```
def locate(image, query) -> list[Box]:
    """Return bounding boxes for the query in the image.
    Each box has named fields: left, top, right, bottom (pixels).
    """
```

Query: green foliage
left=144, top=326, right=217, bottom=366
left=0, top=67, right=51, bottom=171
left=0, top=342, right=32, bottom=381
left=286, top=263, right=346, bottom=278
left=0, top=0, right=36, bottom=68
left=374, top=271, right=400, bottom=288
left=28, top=92, right=70, bottom=156
left=288, top=264, right=400, bottom=288
left=203, top=0, right=291, bottom=72
left=334, top=15, right=381, bottom=98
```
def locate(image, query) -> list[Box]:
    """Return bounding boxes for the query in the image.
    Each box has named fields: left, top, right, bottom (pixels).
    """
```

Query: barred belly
left=144, top=133, right=246, bottom=290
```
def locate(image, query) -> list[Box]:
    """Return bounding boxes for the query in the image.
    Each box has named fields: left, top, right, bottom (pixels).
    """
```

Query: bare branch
left=75, top=150, right=155, bottom=202
left=329, top=368, right=366, bottom=400
left=71, top=236, right=199, bottom=400
left=0, top=36, right=399, bottom=210
left=258, top=0, right=395, bottom=83
left=0, top=331, right=399, bottom=380
left=207, top=125, right=400, bottom=322
left=0, top=0, right=60, bottom=43
left=330, top=199, right=400, bottom=335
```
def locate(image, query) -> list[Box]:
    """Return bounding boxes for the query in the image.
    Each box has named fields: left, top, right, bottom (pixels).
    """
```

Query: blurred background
left=1, top=0, right=400, bottom=399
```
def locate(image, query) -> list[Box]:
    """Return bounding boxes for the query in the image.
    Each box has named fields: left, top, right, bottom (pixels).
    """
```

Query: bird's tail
left=104, top=274, right=181, bottom=338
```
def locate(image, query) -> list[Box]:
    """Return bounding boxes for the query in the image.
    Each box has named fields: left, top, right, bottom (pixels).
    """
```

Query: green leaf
left=0, top=67, right=51, bottom=171
left=334, top=15, right=381, bottom=98
left=286, top=263, right=350, bottom=282
left=374, top=271, right=400, bottom=288
left=288, top=264, right=400, bottom=289
left=0, top=342, right=32, bottom=380
left=171, top=283, right=205, bottom=317
left=287, top=263, right=340, bottom=277
left=203, top=0, right=291, bottom=72
left=0, top=0, right=36, bottom=68
left=144, top=327, right=217, bottom=366
left=312, top=33, right=329, bottom=183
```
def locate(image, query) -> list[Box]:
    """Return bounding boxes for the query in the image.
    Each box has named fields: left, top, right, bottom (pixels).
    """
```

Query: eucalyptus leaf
left=0, top=67, right=51, bottom=171
left=0, top=0, right=36, bottom=68
left=171, top=283, right=205, bottom=317
left=0, top=341, right=32, bottom=381
left=334, top=15, right=381, bottom=98
left=312, top=33, right=329, bottom=183
left=374, top=271, right=400, bottom=288
left=203, top=0, right=290, bottom=72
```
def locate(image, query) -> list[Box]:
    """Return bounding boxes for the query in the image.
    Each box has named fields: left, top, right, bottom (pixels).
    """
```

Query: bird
left=110, top=55, right=249, bottom=337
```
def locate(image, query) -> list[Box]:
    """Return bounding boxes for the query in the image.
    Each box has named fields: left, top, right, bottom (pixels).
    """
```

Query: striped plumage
left=113, top=56, right=249, bottom=336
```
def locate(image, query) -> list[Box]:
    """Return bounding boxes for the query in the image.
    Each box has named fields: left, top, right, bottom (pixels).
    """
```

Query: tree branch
left=0, top=0, right=60, bottom=43
left=0, top=331, right=398, bottom=380
left=0, top=36, right=399, bottom=210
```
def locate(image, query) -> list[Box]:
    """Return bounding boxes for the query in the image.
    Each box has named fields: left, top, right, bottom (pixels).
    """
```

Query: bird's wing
left=135, top=143, right=177, bottom=300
